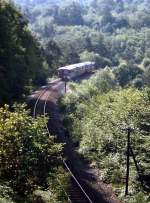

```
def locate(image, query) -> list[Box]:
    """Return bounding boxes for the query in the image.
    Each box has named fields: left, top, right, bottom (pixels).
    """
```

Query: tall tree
left=0, top=1, right=47, bottom=105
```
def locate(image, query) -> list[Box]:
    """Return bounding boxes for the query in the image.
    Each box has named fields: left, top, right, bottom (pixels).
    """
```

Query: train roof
left=58, top=61, right=95, bottom=71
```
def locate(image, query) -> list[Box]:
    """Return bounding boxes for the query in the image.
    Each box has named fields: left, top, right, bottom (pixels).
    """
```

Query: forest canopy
left=60, top=75, right=150, bottom=202
left=12, top=0, right=150, bottom=90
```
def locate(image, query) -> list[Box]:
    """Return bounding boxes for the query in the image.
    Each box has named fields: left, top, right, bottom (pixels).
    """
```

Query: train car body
left=58, top=61, right=95, bottom=80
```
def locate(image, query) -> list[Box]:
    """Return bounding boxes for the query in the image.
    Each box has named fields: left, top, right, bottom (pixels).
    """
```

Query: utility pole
left=122, top=126, right=145, bottom=195
left=125, top=127, right=131, bottom=196
left=65, top=80, right=67, bottom=93
left=64, top=77, right=68, bottom=93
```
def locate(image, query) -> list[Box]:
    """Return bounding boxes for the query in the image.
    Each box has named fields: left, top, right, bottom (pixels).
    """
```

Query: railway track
left=32, top=80, right=93, bottom=203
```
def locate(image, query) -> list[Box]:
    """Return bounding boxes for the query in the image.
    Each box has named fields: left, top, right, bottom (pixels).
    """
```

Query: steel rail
left=33, top=81, right=93, bottom=203
left=33, top=88, right=48, bottom=118
left=33, top=86, right=72, bottom=203
left=43, top=92, right=72, bottom=203
left=62, top=159, right=93, bottom=203
left=33, top=79, right=61, bottom=118
left=43, top=88, right=93, bottom=203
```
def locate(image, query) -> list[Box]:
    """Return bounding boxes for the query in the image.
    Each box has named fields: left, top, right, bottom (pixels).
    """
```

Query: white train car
left=58, top=61, right=95, bottom=80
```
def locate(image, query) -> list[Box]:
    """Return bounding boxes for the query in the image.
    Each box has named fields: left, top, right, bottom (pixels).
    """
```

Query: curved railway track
left=32, top=80, right=93, bottom=203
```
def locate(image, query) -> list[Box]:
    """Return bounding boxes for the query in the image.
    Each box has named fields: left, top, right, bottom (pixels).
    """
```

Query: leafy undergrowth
left=0, top=104, right=70, bottom=203
left=59, top=76, right=150, bottom=203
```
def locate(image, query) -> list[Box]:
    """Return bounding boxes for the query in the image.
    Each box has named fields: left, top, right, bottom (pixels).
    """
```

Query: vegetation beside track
left=59, top=72, right=150, bottom=203
left=1, top=0, right=150, bottom=202
left=0, top=104, right=70, bottom=203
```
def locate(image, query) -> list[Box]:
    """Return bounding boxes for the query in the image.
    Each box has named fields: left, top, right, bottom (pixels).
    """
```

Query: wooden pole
left=64, top=79, right=67, bottom=93
left=125, top=128, right=130, bottom=196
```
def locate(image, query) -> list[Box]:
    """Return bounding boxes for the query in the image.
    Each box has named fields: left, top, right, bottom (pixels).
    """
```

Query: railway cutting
left=28, top=78, right=120, bottom=203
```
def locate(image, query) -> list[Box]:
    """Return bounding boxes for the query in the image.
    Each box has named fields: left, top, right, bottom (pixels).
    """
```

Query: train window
left=63, top=69, right=69, bottom=75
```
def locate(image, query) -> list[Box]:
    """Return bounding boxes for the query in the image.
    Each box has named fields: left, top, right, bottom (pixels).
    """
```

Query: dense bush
left=60, top=78, right=150, bottom=202
left=0, top=104, right=71, bottom=202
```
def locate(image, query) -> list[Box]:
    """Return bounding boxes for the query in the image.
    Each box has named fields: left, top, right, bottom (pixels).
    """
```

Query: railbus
left=58, top=61, right=95, bottom=80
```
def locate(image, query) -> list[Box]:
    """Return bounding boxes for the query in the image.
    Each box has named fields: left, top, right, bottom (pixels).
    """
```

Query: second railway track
left=32, top=81, right=93, bottom=203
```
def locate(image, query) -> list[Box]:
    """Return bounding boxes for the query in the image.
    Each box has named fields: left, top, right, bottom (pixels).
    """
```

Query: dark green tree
left=114, top=63, right=143, bottom=87
left=56, top=2, right=84, bottom=25
left=0, top=1, right=47, bottom=105
left=0, top=104, right=62, bottom=194
left=44, top=40, right=62, bottom=75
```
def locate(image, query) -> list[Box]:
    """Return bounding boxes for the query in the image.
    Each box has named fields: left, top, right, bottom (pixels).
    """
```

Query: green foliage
left=143, top=67, right=150, bottom=87
left=114, top=62, right=143, bottom=87
left=0, top=1, right=48, bottom=105
left=0, top=181, right=15, bottom=203
left=91, top=67, right=117, bottom=92
left=43, top=40, right=62, bottom=75
left=46, top=167, right=71, bottom=203
left=29, top=167, right=70, bottom=203
left=55, top=2, right=84, bottom=26
left=142, top=58, right=150, bottom=68
left=13, top=0, right=150, bottom=90
left=123, top=192, right=150, bottom=203
left=2, top=1, right=150, bottom=202
left=0, top=104, right=62, bottom=195
left=80, top=51, right=111, bottom=68
left=60, top=84, right=150, bottom=201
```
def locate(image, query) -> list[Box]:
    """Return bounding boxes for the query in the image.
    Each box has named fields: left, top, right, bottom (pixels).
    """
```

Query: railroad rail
left=32, top=80, right=93, bottom=203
